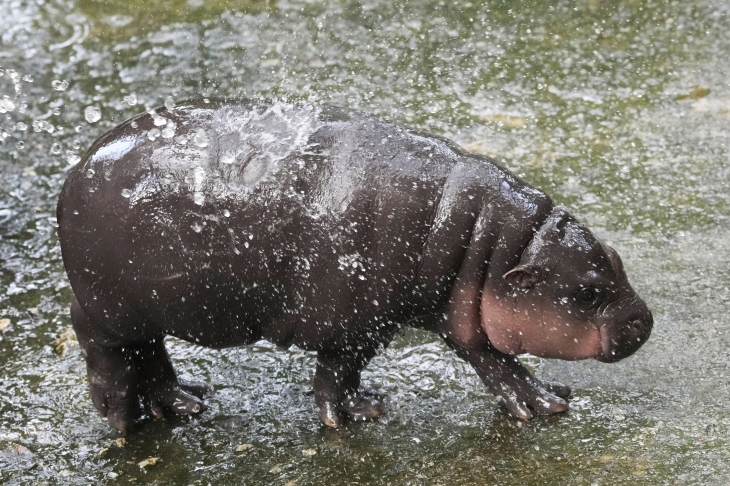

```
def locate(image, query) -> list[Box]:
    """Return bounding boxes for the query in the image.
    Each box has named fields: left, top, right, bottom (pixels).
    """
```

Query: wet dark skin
left=57, top=100, right=653, bottom=434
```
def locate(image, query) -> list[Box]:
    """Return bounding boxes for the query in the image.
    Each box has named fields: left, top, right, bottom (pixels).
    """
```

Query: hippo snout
left=597, top=301, right=653, bottom=363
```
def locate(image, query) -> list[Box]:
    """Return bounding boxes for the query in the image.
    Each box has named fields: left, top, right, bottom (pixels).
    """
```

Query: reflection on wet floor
left=2, top=0, right=730, bottom=483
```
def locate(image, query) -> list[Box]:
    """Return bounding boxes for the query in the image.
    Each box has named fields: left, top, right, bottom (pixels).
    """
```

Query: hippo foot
left=539, top=380, right=571, bottom=399
left=319, top=389, right=386, bottom=428
left=497, top=379, right=570, bottom=421
left=342, top=388, right=385, bottom=422
left=139, top=378, right=210, bottom=421
left=79, top=344, right=141, bottom=435
left=87, top=362, right=141, bottom=436
left=95, top=374, right=210, bottom=435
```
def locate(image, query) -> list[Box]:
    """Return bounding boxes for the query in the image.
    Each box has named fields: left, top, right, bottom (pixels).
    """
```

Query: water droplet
left=50, top=143, right=61, bottom=154
left=0, top=97, right=16, bottom=113
left=161, top=126, right=175, bottom=138
left=149, top=109, right=167, bottom=127
left=22, top=74, right=33, bottom=82
left=71, top=139, right=81, bottom=150
left=193, top=129, right=209, bottom=148
left=66, top=154, right=81, bottom=165
left=103, top=14, right=133, bottom=27
left=32, top=120, right=54, bottom=133
left=84, top=106, right=101, bottom=123
left=222, top=209, right=230, bottom=217
left=15, top=141, right=24, bottom=150
left=147, top=128, right=160, bottom=141
left=52, top=79, right=69, bottom=91
left=130, top=121, right=138, bottom=129
left=194, top=166, right=206, bottom=185
left=85, top=168, right=95, bottom=178
left=121, top=188, right=132, bottom=198
left=164, top=96, right=176, bottom=111
left=15, top=122, right=27, bottom=131
left=123, top=94, right=137, bottom=106
left=75, top=125, right=82, bottom=133
left=191, top=222, right=203, bottom=233
left=193, top=193, right=205, bottom=206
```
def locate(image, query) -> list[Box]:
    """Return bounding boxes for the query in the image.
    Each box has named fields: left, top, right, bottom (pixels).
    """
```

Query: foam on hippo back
left=210, top=101, right=323, bottom=191
left=108, top=102, right=324, bottom=209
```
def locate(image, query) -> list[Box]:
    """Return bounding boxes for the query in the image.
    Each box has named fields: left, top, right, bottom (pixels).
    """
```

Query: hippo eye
left=575, top=287, right=599, bottom=307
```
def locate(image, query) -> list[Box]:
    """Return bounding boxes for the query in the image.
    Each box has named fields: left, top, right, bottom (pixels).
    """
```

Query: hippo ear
left=503, top=264, right=543, bottom=289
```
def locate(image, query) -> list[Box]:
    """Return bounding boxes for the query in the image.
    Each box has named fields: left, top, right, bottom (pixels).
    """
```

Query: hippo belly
left=58, top=99, right=652, bottom=434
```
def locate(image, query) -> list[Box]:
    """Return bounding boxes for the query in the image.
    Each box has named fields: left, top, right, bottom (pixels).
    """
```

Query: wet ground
left=1, top=0, right=729, bottom=484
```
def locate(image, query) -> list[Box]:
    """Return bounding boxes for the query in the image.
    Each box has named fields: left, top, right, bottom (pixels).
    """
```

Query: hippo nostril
left=627, top=318, right=653, bottom=344
left=628, top=319, right=649, bottom=335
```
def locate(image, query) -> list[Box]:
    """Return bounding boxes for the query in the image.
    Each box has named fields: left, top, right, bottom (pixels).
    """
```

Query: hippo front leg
left=313, top=350, right=385, bottom=428
left=447, top=340, right=570, bottom=420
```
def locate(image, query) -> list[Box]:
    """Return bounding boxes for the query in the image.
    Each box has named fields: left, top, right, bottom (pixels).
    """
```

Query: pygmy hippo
left=57, top=100, right=652, bottom=434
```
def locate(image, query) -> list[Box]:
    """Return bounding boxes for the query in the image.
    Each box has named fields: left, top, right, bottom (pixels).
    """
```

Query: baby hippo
left=57, top=100, right=652, bottom=434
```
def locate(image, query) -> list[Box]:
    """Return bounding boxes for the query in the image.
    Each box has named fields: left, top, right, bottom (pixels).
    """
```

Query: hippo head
left=481, top=208, right=652, bottom=362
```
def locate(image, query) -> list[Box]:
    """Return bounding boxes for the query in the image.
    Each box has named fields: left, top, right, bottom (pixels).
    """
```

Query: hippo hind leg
left=71, top=300, right=209, bottom=434
left=71, top=299, right=140, bottom=434
left=314, top=350, right=385, bottom=428
left=130, top=338, right=209, bottom=422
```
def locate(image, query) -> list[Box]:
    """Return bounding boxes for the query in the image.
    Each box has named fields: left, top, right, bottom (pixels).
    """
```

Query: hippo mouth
left=596, top=308, right=653, bottom=363
left=598, top=324, right=624, bottom=363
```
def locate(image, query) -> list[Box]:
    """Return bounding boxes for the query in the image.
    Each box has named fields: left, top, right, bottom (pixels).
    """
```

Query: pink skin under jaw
left=480, top=290, right=606, bottom=361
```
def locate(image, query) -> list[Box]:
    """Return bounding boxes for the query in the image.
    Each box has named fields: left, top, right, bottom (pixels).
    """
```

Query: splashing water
left=193, top=128, right=209, bottom=147
left=84, top=106, right=101, bottom=123
left=51, top=80, right=69, bottom=91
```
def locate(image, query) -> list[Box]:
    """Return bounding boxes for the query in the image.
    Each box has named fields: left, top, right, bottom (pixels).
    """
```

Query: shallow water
left=1, top=0, right=729, bottom=483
